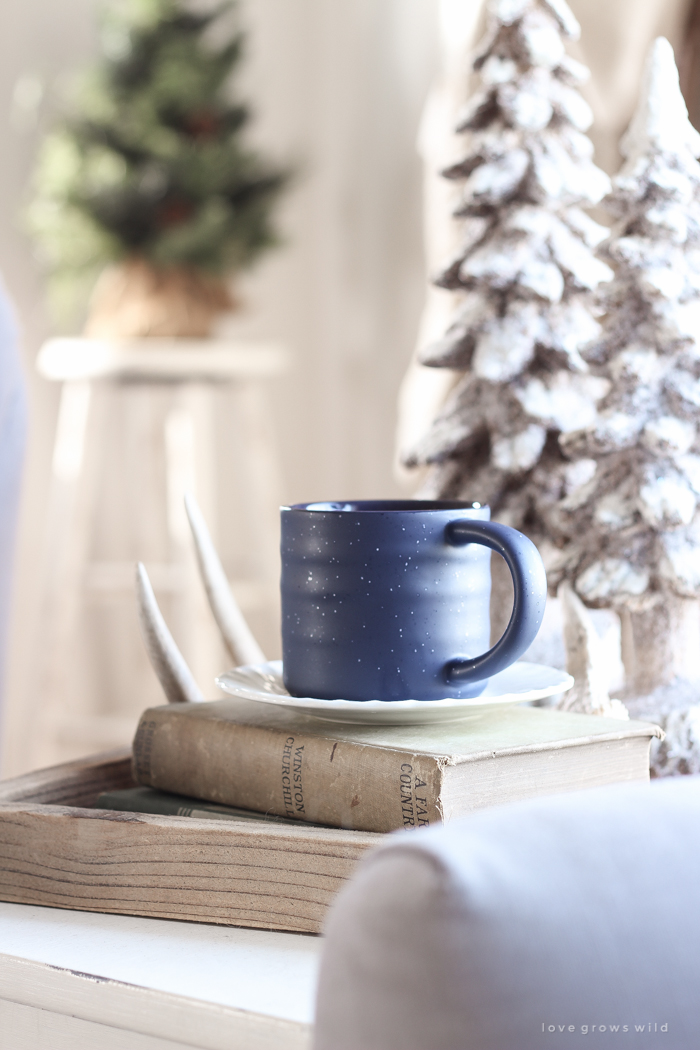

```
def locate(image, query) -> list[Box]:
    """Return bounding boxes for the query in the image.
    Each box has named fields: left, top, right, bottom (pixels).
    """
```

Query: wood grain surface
left=0, top=752, right=379, bottom=934
left=0, top=749, right=134, bottom=806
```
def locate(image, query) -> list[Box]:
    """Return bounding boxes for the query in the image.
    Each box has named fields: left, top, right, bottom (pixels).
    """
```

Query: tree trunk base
left=489, top=550, right=514, bottom=647
left=620, top=596, right=700, bottom=696
left=84, top=258, right=233, bottom=339
left=613, top=596, right=700, bottom=777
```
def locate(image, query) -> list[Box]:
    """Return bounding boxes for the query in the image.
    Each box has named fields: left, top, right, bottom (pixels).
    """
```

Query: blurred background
left=0, top=0, right=441, bottom=776
left=0, top=0, right=695, bottom=776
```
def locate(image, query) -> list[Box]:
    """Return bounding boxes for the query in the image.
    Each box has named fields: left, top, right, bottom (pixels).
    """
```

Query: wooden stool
left=22, top=337, right=290, bottom=771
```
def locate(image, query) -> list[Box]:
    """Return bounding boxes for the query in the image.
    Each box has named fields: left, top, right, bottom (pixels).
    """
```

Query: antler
left=557, top=582, right=628, bottom=720
left=184, top=492, right=266, bottom=667
left=135, top=561, right=204, bottom=704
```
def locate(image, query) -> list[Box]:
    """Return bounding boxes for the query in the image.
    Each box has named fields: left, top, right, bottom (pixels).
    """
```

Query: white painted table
left=0, top=902, right=318, bottom=1050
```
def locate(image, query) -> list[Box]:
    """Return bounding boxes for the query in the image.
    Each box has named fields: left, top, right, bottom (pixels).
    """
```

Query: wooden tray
left=0, top=750, right=380, bottom=934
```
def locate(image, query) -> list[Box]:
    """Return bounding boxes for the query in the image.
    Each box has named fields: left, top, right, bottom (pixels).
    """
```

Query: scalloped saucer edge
left=215, top=660, right=573, bottom=725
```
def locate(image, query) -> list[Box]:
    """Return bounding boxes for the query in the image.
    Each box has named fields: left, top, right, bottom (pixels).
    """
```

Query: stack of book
left=99, top=698, right=663, bottom=834
left=0, top=700, right=661, bottom=936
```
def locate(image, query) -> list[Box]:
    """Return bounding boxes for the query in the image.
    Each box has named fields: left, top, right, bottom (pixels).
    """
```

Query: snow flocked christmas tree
left=404, top=0, right=613, bottom=548
left=549, top=38, right=700, bottom=770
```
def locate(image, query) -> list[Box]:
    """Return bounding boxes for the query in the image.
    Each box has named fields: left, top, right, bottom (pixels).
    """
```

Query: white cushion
left=314, top=778, right=700, bottom=1049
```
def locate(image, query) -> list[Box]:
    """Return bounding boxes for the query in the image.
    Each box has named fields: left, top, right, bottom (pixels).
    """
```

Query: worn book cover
left=132, top=701, right=662, bottom=833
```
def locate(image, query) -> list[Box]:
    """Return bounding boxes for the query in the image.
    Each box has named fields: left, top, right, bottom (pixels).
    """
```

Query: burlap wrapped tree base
left=84, top=258, right=233, bottom=339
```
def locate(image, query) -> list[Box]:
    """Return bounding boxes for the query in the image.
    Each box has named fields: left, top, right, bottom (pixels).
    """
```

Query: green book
left=96, top=786, right=317, bottom=827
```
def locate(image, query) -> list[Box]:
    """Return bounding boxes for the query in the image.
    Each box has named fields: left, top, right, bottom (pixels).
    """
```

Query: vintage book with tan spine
left=132, top=700, right=662, bottom=834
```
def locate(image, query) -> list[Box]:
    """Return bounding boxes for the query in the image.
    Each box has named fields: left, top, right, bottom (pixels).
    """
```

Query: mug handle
left=443, top=519, right=547, bottom=686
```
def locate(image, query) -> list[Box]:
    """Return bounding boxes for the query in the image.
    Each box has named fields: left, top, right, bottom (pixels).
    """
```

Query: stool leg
left=234, top=381, right=283, bottom=650
left=23, top=380, right=99, bottom=769
left=164, top=383, right=222, bottom=694
left=119, top=384, right=174, bottom=718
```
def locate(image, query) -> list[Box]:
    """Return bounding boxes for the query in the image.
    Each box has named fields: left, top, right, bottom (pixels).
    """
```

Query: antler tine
left=184, top=492, right=266, bottom=667
left=557, top=581, right=628, bottom=720
left=135, top=562, right=204, bottom=704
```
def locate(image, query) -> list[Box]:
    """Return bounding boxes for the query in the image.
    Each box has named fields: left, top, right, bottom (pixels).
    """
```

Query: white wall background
left=0, top=0, right=441, bottom=774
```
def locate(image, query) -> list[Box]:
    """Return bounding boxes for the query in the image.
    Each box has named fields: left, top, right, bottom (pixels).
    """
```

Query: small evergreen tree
left=29, top=0, right=289, bottom=332
left=404, top=0, right=611, bottom=544
left=550, top=38, right=700, bottom=700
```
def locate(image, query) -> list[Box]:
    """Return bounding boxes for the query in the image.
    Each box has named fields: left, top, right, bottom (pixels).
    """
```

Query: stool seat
left=37, top=337, right=290, bottom=383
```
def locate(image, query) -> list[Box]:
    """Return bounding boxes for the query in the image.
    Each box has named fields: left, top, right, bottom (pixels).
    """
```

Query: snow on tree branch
left=549, top=38, right=700, bottom=610
left=404, top=0, right=612, bottom=539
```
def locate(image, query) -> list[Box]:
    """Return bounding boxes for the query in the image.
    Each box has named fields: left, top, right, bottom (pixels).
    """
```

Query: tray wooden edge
left=0, top=749, right=381, bottom=848
left=0, top=748, right=134, bottom=805
left=0, top=728, right=662, bottom=938
left=0, top=752, right=381, bottom=934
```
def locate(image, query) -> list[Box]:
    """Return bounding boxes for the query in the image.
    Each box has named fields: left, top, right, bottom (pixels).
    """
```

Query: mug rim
left=282, top=500, right=487, bottom=513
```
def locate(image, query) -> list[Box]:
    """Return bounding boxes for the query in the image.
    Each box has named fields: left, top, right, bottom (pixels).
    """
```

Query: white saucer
left=215, top=661, right=573, bottom=725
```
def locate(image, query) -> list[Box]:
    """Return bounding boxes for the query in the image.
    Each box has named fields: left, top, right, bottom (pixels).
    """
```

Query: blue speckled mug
left=280, top=500, right=547, bottom=702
